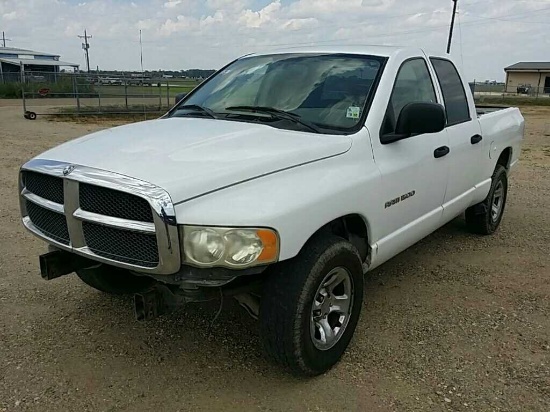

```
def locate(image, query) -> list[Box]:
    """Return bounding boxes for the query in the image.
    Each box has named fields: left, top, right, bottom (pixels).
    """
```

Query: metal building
left=505, top=62, right=550, bottom=95
left=0, top=47, right=79, bottom=83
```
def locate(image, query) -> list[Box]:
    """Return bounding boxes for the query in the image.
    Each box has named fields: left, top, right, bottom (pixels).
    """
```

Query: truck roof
left=245, top=45, right=444, bottom=59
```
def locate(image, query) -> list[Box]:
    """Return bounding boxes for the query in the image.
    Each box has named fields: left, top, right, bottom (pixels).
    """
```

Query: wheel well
left=313, top=214, right=370, bottom=264
left=497, top=147, right=512, bottom=169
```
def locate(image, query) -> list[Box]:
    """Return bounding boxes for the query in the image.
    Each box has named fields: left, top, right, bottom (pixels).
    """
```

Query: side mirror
left=174, top=92, right=187, bottom=105
left=381, top=102, right=446, bottom=144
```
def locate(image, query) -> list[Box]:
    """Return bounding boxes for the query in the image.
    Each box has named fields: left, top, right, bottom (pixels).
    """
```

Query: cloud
left=207, top=0, right=251, bottom=11
left=239, top=1, right=282, bottom=28
left=164, top=0, right=183, bottom=8
left=3, top=11, right=18, bottom=20
left=0, top=0, right=547, bottom=81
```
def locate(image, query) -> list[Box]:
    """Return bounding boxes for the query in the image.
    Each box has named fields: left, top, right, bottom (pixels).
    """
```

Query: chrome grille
left=26, top=200, right=70, bottom=245
left=23, top=171, right=64, bottom=204
left=80, top=183, right=153, bottom=223
left=82, top=222, right=159, bottom=267
left=20, top=159, right=180, bottom=274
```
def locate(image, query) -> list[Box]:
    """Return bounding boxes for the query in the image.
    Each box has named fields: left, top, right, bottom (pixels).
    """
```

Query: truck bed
left=476, top=105, right=509, bottom=117
left=476, top=106, right=524, bottom=175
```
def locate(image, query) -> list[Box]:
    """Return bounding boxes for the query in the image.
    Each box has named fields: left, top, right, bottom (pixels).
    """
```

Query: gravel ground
left=0, top=103, right=548, bottom=411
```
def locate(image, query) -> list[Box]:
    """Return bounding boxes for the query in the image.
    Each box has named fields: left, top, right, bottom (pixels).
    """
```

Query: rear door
left=370, top=57, right=449, bottom=264
left=430, top=58, right=485, bottom=221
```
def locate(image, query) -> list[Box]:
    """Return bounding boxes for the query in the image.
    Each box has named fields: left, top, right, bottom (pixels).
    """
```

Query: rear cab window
left=430, top=58, right=471, bottom=126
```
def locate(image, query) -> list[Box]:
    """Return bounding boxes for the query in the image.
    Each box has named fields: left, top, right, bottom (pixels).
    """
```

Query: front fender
left=174, top=149, right=381, bottom=261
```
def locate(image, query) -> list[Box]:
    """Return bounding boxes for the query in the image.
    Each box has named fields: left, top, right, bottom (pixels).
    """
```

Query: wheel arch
left=497, top=147, right=513, bottom=170
left=300, top=213, right=372, bottom=266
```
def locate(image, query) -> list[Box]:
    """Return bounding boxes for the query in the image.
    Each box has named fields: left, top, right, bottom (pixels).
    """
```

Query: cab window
left=381, top=58, right=437, bottom=136
left=430, top=58, right=470, bottom=126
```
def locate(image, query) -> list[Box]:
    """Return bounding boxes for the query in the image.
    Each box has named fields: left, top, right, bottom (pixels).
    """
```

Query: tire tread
left=260, top=235, right=363, bottom=376
left=466, top=165, right=508, bottom=235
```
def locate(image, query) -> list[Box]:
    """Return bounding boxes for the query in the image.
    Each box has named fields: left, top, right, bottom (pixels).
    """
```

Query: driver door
left=371, top=58, right=450, bottom=264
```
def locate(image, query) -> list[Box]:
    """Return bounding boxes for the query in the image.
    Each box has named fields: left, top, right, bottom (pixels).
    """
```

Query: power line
left=259, top=4, right=550, bottom=49
left=463, top=14, right=550, bottom=25
left=78, top=29, right=92, bottom=72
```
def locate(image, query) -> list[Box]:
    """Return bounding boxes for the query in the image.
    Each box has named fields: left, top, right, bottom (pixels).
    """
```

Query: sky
left=1, top=0, right=549, bottom=81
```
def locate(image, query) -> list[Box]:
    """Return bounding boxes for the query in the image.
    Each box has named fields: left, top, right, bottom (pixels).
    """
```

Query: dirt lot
left=0, top=103, right=548, bottom=411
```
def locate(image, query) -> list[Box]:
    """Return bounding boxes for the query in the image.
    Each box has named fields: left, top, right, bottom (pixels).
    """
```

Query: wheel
left=259, top=235, right=364, bottom=376
left=28, top=112, right=37, bottom=120
left=466, top=164, right=508, bottom=235
left=76, top=264, right=155, bottom=295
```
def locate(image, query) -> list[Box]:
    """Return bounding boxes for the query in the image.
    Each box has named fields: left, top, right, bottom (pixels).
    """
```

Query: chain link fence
left=0, top=70, right=201, bottom=119
left=4, top=70, right=550, bottom=120
left=470, top=82, right=550, bottom=99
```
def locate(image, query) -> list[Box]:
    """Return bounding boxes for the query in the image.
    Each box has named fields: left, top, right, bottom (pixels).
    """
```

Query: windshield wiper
left=174, top=104, right=219, bottom=119
left=225, top=106, right=321, bottom=134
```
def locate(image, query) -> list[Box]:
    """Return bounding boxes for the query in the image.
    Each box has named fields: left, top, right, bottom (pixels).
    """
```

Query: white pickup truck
left=20, top=46, right=524, bottom=376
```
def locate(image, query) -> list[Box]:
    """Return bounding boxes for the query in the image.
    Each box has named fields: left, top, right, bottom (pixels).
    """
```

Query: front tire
left=76, top=264, right=154, bottom=295
left=465, top=164, right=508, bottom=235
left=259, top=235, right=364, bottom=376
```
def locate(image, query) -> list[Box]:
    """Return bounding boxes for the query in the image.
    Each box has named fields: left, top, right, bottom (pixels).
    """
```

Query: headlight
left=183, top=228, right=225, bottom=264
left=180, top=226, right=279, bottom=268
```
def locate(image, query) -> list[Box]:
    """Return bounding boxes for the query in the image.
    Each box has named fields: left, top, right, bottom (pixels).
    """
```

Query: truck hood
left=39, top=118, right=352, bottom=203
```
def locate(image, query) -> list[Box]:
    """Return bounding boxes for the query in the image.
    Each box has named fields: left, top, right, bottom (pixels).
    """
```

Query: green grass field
left=93, top=79, right=201, bottom=97
left=475, top=96, right=550, bottom=107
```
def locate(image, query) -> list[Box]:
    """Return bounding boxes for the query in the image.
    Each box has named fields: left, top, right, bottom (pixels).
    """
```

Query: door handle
left=471, top=134, right=483, bottom=144
left=434, top=146, right=450, bottom=159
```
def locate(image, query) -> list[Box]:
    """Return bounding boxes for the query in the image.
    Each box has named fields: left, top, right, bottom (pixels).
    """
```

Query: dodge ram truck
left=19, top=46, right=524, bottom=376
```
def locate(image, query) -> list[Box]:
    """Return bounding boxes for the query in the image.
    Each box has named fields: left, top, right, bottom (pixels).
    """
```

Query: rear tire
left=76, top=265, right=154, bottom=295
left=465, top=164, right=508, bottom=235
left=259, top=235, right=364, bottom=376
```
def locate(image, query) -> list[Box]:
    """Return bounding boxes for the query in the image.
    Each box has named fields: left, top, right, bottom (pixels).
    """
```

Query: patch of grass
left=50, top=104, right=166, bottom=123
left=1, top=78, right=199, bottom=99
left=0, top=80, right=96, bottom=99
left=50, top=114, right=156, bottom=124
left=0, top=82, right=24, bottom=98
left=475, top=96, right=550, bottom=107
left=54, top=104, right=167, bottom=114
left=94, top=81, right=199, bottom=97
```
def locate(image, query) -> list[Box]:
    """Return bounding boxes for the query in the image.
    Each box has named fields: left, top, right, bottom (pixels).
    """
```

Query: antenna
left=447, top=0, right=458, bottom=54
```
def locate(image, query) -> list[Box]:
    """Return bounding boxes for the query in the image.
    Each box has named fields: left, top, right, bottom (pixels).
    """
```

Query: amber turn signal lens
left=257, top=229, right=279, bottom=262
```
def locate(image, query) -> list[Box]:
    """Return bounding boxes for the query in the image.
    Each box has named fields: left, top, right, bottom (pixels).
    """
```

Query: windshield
left=172, top=53, right=385, bottom=134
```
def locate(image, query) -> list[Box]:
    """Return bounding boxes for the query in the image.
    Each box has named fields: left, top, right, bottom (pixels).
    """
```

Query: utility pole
left=139, top=30, right=144, bottom=73
left=2, top=31, right=12, bottom=48
left=447, top=0, right=458, bottom=54
left=78, top=30, right=92, bottom=72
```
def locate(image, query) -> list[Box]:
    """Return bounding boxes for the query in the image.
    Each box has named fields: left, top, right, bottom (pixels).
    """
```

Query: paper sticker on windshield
left=346, top=106, right=361, bottom=119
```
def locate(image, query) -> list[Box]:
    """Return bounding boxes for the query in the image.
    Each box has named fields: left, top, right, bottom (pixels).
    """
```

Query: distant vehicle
left=128, top=77, right=153, bottom=86
left=99, top=77, right=123, bottom=86
left=517, top=84, right=532, bottom=95
left=20, top=46, right=524, bottom=377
